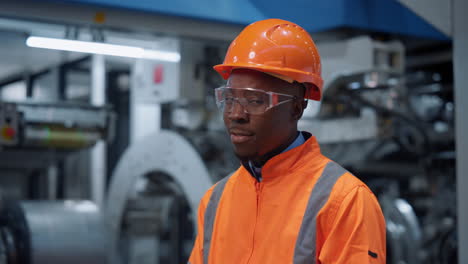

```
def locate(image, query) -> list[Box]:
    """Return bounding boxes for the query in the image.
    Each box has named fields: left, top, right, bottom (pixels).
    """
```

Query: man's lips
left=229, top=129, right=255, bottom=144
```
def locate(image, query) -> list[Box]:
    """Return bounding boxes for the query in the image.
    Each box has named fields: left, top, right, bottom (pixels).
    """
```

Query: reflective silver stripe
left=203, top=175, right=231, bottom=264
left=293, top=161, right=346, bottom=264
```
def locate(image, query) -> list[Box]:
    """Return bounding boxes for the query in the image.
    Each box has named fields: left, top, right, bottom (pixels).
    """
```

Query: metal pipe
left=90, top=54, right=106, bottom=208
left=454, top=0, right=468, bottom=262
left=47, top=165, right=58, bottom=200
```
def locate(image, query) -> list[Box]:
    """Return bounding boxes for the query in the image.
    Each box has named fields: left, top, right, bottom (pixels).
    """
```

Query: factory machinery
left=0, top=101, right=114, bottom=264
left=0, top=36, right=457, bottom=264
left=299, top=37, right=456, bottom=264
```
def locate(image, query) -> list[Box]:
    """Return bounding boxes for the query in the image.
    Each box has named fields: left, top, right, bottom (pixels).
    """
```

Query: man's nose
left=227, top=100, right=248, bottom=120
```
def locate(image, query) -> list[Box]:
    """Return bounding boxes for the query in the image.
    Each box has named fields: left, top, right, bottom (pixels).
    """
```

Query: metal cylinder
left=106, top=130, right=213, bottom=264
left=20, top=201, right=108, bottom=264
left=24, top=126, right=102, bottom=149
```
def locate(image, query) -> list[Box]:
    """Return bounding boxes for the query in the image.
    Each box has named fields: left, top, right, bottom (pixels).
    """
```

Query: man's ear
left=292, top=100, right=308, bottom=120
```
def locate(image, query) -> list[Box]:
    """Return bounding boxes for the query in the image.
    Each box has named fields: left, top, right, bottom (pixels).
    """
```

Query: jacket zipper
left=246, top=181, right=262, bottom=264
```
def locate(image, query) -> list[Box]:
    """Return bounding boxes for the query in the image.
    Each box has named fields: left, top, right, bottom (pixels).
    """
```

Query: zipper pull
left=255, top=181, right=262, bottom=193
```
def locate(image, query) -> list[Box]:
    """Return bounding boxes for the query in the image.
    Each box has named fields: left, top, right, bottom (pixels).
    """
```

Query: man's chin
left=233, top=148, right=258, bottom=162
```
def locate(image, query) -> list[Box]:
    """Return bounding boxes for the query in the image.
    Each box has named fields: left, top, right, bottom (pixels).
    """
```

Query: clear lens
left=214, top=87, right=295, bottom=115
left=214, top=88, right=229, bottom=111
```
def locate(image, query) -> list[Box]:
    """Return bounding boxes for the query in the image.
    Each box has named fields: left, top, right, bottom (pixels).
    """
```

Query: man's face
left=223, top=69, right=301, bottom=161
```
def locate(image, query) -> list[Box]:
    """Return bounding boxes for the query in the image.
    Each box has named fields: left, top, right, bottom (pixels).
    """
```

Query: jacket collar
left=240, top=132, right=325, bottom=181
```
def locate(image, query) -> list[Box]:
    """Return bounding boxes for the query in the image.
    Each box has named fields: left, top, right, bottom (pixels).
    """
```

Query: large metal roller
left=20, top=201, right=108, bottom=264
left=105, top=129, right=213, bottom=264
left=0, top=200, right=108, bottom=264
left=380, top=195, right=422, bottom=264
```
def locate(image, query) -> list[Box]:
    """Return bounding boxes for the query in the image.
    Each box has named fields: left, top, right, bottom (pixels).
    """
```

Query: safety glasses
left=214, top=87, right=297, bottom=115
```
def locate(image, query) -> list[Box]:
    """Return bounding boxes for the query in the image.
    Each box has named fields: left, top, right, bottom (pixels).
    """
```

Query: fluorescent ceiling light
left=26, top=36, right=180, bottom=62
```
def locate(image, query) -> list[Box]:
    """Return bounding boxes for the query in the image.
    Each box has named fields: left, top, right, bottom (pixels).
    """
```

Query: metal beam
left=0, top=56, right=90, bottom=90
left=0, top=69, right=48, bottom=88
left=397, top=0, right=451, bottom=37
left=454, top=0, right=468, bottom=262
left=58, top=65, right=67, bottom=100
left=25, top=74, right=35, bottom=98
left=0, top=1, right=241, bottom=42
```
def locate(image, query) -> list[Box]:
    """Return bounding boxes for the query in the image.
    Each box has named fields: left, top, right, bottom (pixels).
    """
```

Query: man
left=189, top=19, right=386, bottom=264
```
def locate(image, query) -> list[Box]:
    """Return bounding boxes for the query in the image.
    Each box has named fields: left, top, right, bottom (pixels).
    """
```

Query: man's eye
left=225, top=97, right=235, bottom=103
left=248, top=99, right=264, bottom=106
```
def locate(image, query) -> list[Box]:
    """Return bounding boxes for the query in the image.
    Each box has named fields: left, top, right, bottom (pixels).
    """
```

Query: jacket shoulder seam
left=328, top=184, right=367, bottom=229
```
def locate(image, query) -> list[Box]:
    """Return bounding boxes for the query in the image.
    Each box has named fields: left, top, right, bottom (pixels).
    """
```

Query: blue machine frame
left=49, top=0, right=448, bottom=40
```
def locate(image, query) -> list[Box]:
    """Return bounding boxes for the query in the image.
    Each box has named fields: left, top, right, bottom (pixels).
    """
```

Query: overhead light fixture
left=26, top=36, right=181, bottom=62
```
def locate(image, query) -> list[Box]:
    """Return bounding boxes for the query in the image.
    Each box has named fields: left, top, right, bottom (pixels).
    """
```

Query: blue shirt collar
left=281, top=131, right=306, bottom=153
left=248, top=131, right=306, bottom=181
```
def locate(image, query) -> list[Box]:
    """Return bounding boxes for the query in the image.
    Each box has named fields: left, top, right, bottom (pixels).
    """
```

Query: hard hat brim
left=213, top=63, right=323, bottom=101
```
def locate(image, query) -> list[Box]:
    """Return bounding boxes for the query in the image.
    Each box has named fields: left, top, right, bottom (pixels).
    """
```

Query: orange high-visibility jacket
left=189, top=135, right=386, bottom=264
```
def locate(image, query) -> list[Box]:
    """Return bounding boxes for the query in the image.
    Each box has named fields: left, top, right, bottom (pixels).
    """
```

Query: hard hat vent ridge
left=213, top=18, right=324, bottom=101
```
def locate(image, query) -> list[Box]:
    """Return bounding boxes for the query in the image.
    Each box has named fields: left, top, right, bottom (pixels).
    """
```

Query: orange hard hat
left=214, top=18, right=323, bottom=101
